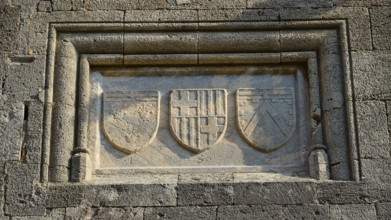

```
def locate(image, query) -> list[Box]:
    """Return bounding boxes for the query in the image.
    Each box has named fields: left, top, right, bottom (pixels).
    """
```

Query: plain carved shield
left=102, top=91, right=160, bottom=154
left=237, top=88, right=296, bottom=152
left=170, top=89, right=227, bottom=153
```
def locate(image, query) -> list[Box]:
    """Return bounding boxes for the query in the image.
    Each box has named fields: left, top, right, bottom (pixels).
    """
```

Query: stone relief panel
left=88, top=66, right=310, bottom=176
left=44, top=22, right=357, bottom=182
left=237, top=88, right=296, bottom=152
left=170, top=89, right=227, bottom=153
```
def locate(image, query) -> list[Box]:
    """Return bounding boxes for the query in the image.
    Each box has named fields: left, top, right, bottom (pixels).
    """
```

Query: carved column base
left=71, top=153, right=92, bottom=182
left=309, top=144, right=330, bottom=180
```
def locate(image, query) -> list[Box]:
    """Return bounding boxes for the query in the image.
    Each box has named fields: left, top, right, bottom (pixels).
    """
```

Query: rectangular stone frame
left=42, top=21, right=359, bottom=183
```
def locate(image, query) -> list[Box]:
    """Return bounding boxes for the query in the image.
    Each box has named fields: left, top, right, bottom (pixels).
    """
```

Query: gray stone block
left=91, top=207, right=144, bottom=220
left=125, top=10, right=198, bottom=22
left=333, top=0, right=391, bottom=6
left=377, top=203, right=391, bottom=220
left=166, top=0, right=246, bottom=9
left=24, top=101, right=44, bottom=164
left=330, top=204, right=376, bottom=220
left=247, top=0, right=332, bottom=8
left=234, top=182, right=317, bottom=205
left=218, top=205, right=329, bottom=219
left=0, top=173, right=4, bottom=216
left=371, top=7, right=391, bottom=50
left=144, top=206, right=216, bottom=220
left=0, top=4, right=20, bottom=54
left=198, top=9, right=279, bottom=21
left=217, top=205, right=284, bottom=219
left=46, top=208, right=66, bottom=220
left=12, top=217, right=46, bottom=220
left=83, top=184, right=177, bottom=207
left=282, top=205, right=330, bottom=219
left=47, top=182, right=177, bottom=208
left=352, top=51, right=391, bottom=100
left=387, top=101, right=391, bottom=129
left=363, top=183, right=391, bottom=203
left=37, top=1, right=52, bottom=12
left=5, top=162, right=45, bottom=216
left=356, top=101, right=390, bottom=159
left=52, top=0, right=72, bottom=11
left=0, top=102, right=24, bottom=163
left=361, top=159, right=391, bottom=183
left=177, top=183, right=234, bottom=206
left=317, top=182, right=367, bottom=204
left=46, top=185, right=85, bottom=208
left=84, top=0, right=165, bottom=10
left=4, top=55, right=45, bottom=102
left=65, top=200, right=93, bottom=220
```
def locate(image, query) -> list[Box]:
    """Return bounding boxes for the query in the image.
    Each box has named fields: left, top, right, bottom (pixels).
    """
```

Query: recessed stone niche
left=43, top=21, right=358, bottom=183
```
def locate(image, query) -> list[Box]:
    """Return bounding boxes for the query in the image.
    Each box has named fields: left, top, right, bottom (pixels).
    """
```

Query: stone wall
left=0, top=0, right=390, bottom=219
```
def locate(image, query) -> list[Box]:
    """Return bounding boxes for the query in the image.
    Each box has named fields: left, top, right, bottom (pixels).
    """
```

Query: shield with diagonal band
left=170, top=89, right=227, bottom=153
left=237, top=88, right=296, bottom=152
left=102, top=90, right=160, bottom=154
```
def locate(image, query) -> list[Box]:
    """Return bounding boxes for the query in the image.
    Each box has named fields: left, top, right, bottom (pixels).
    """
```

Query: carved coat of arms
left=237, top=88, right=295, bottom=152
left=170, top=89, right=227, bottom=153
left=102, top=91, right=160, bottom=154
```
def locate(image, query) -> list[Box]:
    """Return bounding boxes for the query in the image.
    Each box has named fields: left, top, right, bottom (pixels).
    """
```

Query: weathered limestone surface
left=0, top=0, right=390, bottom=219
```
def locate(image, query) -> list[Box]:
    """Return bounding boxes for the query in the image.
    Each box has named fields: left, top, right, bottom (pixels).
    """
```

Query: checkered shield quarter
left=170, top=89, right=227, bottom=153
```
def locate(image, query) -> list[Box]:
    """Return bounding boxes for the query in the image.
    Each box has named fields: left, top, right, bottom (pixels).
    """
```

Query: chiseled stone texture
left=198, top=9, right=279, bottom=21
left=144, top=206, right=216, bottom=220
left=3, top=55, right=46, bottom=102
left=217, top=205, right=329, bottom=219
left=361, top=159, right=391, bottom=183
left=247, top=0, right=332, bottom=8
left=330, top=204, right=376, bottom=219
left=333, top=0, right=391, bottom=6
left=371, top=7, right=391, bottom=50
left=0, top=102, right=24, bottom=163
left=177, top=183, right=234, bottom=206
left=234, top=182, right=317, bottom=205
left=166, top=0, right=246, bottom=9
left=377, top=203, right=391, bottom=220
left=356, top=101, right=390, bottom=159
left=352, top=51, right=391, bottom=100
left=46, top=183, right=177, bottom=208
left=125, top=10, right=198, bottom=22
left=5, top=162, right=45, bottom=216
left=0, top=4, right=20, bottom=54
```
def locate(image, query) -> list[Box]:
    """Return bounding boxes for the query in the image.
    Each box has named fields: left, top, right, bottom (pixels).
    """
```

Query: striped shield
left=102, top=91, right=160, bottom=154
left=237, top=88, right=296, bottom=152
left=170, top=89, right=227, bottom=153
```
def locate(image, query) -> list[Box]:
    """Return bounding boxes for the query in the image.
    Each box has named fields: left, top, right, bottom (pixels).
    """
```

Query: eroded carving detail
left=237, top=88, right=296, bottom=152
left=102, top=91, right=160, bottom=154
left=170, top=89, right=227, bottom=153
